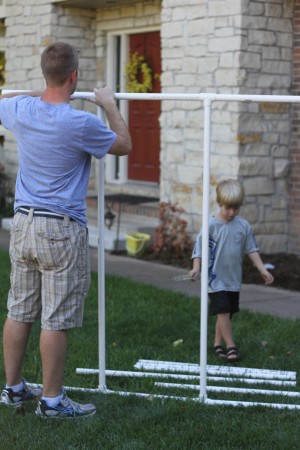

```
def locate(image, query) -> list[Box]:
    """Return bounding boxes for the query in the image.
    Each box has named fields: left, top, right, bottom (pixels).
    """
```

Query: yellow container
left=125, top=233, right=151, bottom=257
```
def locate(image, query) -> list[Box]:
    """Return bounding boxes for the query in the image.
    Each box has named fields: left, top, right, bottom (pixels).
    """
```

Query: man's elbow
left=110, top=136, right=132, bottom=156
left=120, top=136, right=132, bottom=156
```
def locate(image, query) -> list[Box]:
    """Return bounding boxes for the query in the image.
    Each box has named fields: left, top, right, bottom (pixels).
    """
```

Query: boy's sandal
left=213, top=345, right=227, bottom=359
left=226, top=346, right=241, bottom=363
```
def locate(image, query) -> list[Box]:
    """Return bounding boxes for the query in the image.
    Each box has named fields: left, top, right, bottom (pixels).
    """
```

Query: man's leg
left=3, top=317, right=32, bottom=386
left=40, top=329, right=67, bottom=397
left=36, top=328, right=96, bottom=418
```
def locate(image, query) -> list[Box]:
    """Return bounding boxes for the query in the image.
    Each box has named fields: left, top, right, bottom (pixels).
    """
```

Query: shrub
left=0, top=163, right=14, bottom=217
left=151, top=202, right=193, bottom=260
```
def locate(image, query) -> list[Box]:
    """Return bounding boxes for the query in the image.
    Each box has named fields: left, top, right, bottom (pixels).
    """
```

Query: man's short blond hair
left=216, top=179, right=244, bottom=208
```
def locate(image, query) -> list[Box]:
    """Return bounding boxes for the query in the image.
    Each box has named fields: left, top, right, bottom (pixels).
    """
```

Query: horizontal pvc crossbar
left=135, top=360, right=296, bottom=381
left=71, top=91, right=300, bottom=103
left=76, top=368, right=295, bottom=387
left=111, top=391, right=300, bottom=410
left=29, top=382, right=300, bottom=410
left=4, top=89, right=300, bottom=104
left=203, top=398, right=300, bottom=410
left=154, top=382, right=300, bottom=398
left=103, top=390, right=300, bottom=410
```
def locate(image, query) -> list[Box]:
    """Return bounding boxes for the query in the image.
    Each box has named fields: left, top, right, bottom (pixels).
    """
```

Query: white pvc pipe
left=154, top=382, right=300, bottom=398
left=97, top=106, right=106, bottom=392
left=115, top=92, right=300, bottom=104
left=28, top=382, right=300, bottom=410
left=77, top=369, right=203, bottom=380
left=203, top=398, right=300, bottom=410
left=71, top=91, right=300, bottom=104
left=199, top=99, right=212, bottom=403
left=5, top=89, right=300, bottom=104
left=107, top=391, right=300, bottom=410
left=135, top=360, right=296, bottom=380
left=76, top=368, right=295, bottom=386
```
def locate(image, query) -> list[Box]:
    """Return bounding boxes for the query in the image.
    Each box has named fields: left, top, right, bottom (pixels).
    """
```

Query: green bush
left=0, top=163, right=14, bottom=217
left=151, top=202, right=193, bottom=260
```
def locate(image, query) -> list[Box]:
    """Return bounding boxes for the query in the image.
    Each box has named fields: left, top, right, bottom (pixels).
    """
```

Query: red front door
left=128, top=31, right=161, bottom=183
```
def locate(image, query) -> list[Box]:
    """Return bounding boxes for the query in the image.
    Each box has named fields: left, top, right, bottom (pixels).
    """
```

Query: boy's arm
left=189, top=257, right=201, bottom=281
left=247, top=252, right=274, bottom=285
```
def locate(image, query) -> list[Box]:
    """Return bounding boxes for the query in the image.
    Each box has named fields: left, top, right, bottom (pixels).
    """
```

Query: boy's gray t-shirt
left=192, top=215, right=259, bottom=293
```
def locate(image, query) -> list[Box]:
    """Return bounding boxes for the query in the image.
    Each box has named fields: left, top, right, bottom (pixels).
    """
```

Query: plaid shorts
left=7, top=209, right=91, bottom=330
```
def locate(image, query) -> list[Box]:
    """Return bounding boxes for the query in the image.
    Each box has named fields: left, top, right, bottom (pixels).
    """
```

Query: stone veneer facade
left=0, top=0, right=298, bottom=254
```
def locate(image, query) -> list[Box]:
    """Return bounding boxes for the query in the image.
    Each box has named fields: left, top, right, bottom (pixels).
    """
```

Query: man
left=0, top=42, right=131, bottom=418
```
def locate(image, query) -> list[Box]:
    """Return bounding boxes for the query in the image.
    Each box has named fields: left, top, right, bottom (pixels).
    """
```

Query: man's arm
left=87, top=87, right=132, bottom=157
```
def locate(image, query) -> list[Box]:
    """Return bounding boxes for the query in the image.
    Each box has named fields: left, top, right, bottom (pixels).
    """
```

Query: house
left=0, top=0, right=299, bottom=254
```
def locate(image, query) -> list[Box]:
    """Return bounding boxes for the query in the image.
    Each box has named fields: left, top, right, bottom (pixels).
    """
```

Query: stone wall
left=237, top=0, right=293, bottom=253
left=2, top=0, right=97, bottom=180
left=161, top=0, right=293, bottom=253
left=290, top=0, right=300, bottom=254
left=0, top=0, right=297, bottom=254
left=160, top=0, right=245, bottom=235
left=1, top=0, right=161, bottom=192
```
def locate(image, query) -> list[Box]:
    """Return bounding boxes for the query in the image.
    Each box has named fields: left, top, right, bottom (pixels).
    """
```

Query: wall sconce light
left=104, top=206, right=116, bottom=229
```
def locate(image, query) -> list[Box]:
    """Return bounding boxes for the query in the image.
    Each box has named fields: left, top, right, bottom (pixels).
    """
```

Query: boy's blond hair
left=216, top=179, right=244, bottom=208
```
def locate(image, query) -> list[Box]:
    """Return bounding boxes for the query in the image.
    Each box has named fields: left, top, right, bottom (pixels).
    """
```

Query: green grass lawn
left=1, top=248, right=300, bottom=449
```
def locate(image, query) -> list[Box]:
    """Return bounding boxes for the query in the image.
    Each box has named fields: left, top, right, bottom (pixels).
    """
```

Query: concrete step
left=86, top=193, right=160, bottom=251
left=87, top=207, right=160, bottom=251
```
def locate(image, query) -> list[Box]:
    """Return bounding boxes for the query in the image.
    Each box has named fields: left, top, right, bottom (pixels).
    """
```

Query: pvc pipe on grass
left=154, top=382, right=300, bottom=398
left=135, top=360, right=296, bottom=380
left=76, top=368, right=295, bottom=386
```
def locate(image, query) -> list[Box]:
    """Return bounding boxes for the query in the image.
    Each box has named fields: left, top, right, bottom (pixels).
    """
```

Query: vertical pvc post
left=199, top=99, right=212, bottom=402
left=97, top=106, right=106, bottom=391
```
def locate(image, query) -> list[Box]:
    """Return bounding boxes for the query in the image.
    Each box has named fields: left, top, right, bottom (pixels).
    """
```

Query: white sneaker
left=1, top=379, right=42, bottom=407
left=35, top=388, right=96, bottom=419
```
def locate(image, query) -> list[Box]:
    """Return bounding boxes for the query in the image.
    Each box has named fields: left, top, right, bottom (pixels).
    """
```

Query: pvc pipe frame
left=5, top=90, right=300, bottom=408
left=71, top=91, right=300, bottom=407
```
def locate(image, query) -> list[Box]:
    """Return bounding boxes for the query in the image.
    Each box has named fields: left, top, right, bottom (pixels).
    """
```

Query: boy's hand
left=261, top=269, right=274, bottom=285
left=247, top=252, right=274, bottom=285
left=189, top=269, right=200, bottom=281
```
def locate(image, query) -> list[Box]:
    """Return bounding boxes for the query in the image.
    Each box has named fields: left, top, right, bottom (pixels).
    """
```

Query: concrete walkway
left=92, top=247, right=300, bottom=320
left=1, top=226, right=300, bottom=320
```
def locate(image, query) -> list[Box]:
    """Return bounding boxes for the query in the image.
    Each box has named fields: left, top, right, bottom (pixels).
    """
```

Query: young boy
left=189, top=179, right=274, bottom=363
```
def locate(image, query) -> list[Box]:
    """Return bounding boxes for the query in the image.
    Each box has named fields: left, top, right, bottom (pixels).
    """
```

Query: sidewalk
left=1, top=226, right=300, bottom=320
left=91, top=247, right=300, bottom=320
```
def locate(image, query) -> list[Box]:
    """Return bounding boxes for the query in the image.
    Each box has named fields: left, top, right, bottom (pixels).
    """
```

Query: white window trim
left=106, top=33, right=128, bottom=184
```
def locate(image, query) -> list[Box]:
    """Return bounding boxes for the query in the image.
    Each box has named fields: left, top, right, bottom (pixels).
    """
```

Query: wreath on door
left=125, top=52, right=153, bottom=93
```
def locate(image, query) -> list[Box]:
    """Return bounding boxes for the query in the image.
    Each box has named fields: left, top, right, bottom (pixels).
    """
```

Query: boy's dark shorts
left=208, top=291, right=240, bottom=318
